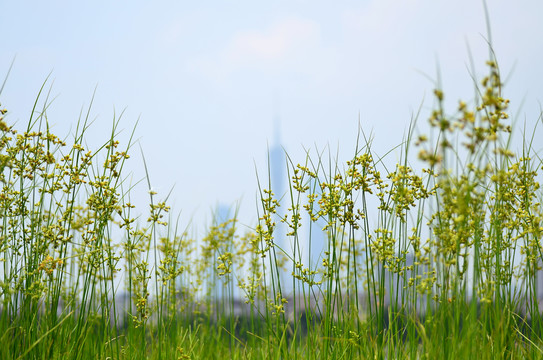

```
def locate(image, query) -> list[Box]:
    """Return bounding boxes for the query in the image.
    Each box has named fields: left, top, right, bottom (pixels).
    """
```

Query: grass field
left=1, top=49, right=543, bottom=359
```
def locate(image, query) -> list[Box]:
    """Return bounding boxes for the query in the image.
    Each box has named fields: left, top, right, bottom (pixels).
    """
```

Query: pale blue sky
left=3, top=1, right=543, bottom=230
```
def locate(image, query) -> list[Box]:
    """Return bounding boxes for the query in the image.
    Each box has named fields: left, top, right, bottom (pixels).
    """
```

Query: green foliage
left=1, top=53, right=543, bottom=359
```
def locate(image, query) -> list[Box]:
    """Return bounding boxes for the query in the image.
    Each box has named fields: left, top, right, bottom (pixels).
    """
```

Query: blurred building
left=269, top=112, right=288, bottom=288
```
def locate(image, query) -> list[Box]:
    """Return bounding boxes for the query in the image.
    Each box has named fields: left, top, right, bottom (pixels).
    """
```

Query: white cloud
left=224, top=17, right=320, bottom=64
left=187, top=17, right=324, bottom=80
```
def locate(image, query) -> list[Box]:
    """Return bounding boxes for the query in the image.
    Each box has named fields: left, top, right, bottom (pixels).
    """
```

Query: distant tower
left=270, top=115, right=284, bottom=206
left=269, top=100, right=289, bottom=290
left=270, top=92, right=284, bottom=199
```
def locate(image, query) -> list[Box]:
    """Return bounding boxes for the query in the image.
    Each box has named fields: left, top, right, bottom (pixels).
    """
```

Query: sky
left=2, top=1, right=543, bottom=233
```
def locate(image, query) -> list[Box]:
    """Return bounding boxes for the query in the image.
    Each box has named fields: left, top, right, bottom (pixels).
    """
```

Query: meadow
left=1, top=51, right=543, bottom=359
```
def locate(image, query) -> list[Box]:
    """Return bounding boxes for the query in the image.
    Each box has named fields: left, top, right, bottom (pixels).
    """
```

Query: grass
left=1, top=48, right=543, bottom=359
